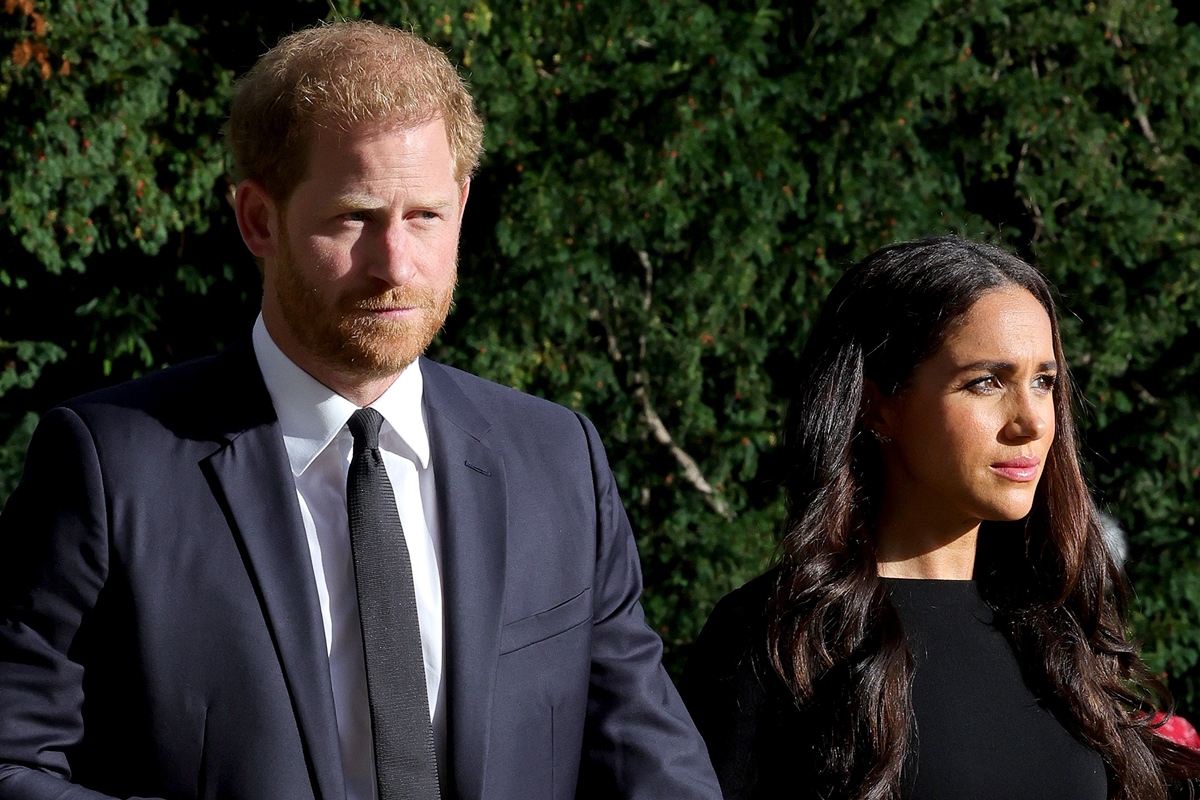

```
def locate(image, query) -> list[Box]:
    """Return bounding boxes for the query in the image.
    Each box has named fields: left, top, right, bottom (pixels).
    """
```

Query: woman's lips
left=991, top=455, right=1041, bottom=482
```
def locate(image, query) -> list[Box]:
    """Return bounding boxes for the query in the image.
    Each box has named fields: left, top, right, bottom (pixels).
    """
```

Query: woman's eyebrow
left=955, top=359, right=1058, bottom=373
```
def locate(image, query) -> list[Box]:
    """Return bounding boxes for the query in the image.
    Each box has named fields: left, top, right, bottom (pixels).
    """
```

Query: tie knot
left=347, top=407, right=384, bottom=450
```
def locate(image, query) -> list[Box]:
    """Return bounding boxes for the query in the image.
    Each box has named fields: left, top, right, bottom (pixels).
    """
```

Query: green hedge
left=3, top=0, right=1199, bottom=707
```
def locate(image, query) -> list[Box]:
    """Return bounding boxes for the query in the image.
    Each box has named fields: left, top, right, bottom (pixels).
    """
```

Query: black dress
left=679, top=573, right=1108, bottom=799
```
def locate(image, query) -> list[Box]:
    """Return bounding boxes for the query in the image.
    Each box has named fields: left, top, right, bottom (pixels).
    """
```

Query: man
left=0, top=21, right=721, bottom=800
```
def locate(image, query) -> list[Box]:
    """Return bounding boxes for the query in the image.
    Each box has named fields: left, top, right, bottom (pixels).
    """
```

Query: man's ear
left=458, top=178, right=471, bottom=217
left=234, top=179, right=279, bottom=259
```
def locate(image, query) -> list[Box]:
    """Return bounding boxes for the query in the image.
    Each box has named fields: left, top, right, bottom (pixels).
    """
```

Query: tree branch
left=1109, top=32, right=1161, bottom=153
left=1013, top=141, right=1051, bottom=243
left=1124, top=78, right=1160, bottom=153
left=588, top=258, right=734, bottom=520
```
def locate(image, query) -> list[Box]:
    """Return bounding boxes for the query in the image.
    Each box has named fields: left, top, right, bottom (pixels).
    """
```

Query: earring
left=870, top=429, right=891, bottom=444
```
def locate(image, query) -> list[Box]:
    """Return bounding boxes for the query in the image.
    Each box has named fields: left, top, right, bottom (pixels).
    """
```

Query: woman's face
left=875, top=286, right=1057, bottom=534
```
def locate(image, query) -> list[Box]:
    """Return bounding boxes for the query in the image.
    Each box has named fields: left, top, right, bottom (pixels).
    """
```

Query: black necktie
left=346, top=407, right=441, bottom=799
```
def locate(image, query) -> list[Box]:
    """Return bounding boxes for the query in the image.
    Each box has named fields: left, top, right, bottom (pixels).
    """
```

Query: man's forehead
left=327, top=191, right=455, bottom=210
left=284, top=116, right=456, bottom=193
left=307, top=114, right=448, bottom=148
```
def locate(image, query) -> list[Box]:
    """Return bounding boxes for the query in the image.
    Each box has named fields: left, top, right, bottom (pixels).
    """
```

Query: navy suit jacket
left=0, top=342, right=720, bottom=800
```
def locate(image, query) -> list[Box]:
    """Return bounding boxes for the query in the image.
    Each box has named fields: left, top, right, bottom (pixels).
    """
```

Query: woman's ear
left=861, top=377, right=883, bottom=429
left=862, top=377, right=897, bottom=442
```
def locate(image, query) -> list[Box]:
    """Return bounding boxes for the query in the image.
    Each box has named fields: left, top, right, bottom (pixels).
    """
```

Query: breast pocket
left=499, top=588, right=593, bottom=655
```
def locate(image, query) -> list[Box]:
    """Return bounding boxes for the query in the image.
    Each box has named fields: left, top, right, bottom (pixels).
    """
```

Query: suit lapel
left=200, top=343, right=346, bottom=800
left=422, top=359, right=508, bottom=800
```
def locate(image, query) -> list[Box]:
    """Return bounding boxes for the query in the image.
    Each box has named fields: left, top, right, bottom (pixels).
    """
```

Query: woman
left=680, top=236, right=1200, bottom=800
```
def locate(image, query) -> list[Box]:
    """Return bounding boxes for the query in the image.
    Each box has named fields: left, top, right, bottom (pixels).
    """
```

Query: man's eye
left=343, top=211, right=367, bottom=222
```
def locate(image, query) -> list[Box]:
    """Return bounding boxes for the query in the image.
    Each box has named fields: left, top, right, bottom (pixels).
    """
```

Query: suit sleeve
left=572, top=413, right=722, bottom=799
left=0, top=408, right=164, bottom=800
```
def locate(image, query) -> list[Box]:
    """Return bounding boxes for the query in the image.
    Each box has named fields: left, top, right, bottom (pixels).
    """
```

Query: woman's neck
left=874, top=492, right=981, bottom=580
left=876, top=534, right=978, bottom=579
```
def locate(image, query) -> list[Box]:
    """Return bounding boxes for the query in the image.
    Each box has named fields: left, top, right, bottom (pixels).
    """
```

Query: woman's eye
left=1035, top=373, right=1058, bottom=391
left=967, top=375, right=1001, bottom=393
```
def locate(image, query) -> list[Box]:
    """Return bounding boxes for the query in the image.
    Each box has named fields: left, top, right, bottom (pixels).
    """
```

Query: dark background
left=3, top=0, right=1199, bottom=712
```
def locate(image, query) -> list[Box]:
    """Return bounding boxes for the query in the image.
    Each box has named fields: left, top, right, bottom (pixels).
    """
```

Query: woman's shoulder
left=681, top=569, right=779, bottom=701
left=682, top=569, right=814, bottom=800
left=686, top=571, right=776, bottom=672
left=705, top=570, right=776, bottom=630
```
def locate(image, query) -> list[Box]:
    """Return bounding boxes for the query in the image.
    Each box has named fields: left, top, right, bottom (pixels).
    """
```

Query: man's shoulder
left=58, top=341, right=262, bottom=439
left=419, top=358, right=609, bottom=471
left=421, top=358, right=585, bottom=425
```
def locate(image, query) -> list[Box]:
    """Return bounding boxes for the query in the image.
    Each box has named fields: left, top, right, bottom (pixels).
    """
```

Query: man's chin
left=333, top=330, right=438, bottom=378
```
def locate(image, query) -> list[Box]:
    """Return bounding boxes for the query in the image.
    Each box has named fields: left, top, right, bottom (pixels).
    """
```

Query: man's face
left=258, top=118, right=468, bottom=393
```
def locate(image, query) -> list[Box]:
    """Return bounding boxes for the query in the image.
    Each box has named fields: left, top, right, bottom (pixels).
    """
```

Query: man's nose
left=368, top=220, right=416, bottom=286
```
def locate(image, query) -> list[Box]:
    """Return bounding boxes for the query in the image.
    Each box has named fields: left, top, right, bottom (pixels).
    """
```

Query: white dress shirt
left=252, top=316, right=445, bottom=800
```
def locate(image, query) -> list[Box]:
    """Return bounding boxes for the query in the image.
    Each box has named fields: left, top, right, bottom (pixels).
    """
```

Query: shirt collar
left=251, top=315, right=430, bottom=476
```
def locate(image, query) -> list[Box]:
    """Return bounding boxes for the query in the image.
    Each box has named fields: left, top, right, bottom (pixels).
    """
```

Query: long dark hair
left=768, top=235, right=1200, bottom=800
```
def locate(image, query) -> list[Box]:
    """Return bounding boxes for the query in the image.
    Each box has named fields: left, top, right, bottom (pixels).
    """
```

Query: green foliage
left=0, top=340, right=65, bottom=395
left=0, top=412, right=38, bottom=502
left=0, top=0, right=313, bottom=488
left=1, top=0, right=222, bottom=274
left=3, top=0, right=1200, bottom=706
